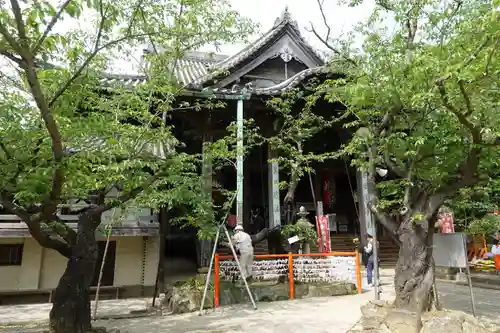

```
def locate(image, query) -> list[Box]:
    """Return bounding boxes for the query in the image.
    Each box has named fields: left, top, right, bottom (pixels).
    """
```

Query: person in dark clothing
left=364, top=234, right=380, bottom=287
left=249, top=207, right=264, bottom=234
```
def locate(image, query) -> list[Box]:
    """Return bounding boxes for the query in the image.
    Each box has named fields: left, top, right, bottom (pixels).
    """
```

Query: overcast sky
left=203, top=0, right=375, bottom=55
left=0, top=0, right=376, bottom=75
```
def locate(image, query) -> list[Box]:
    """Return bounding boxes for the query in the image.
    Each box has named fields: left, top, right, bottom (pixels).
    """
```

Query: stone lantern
left=295, top=206, right=315, bottom=254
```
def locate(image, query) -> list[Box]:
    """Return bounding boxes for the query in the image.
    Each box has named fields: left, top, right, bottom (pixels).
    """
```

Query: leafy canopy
left=0, top=0, right=256, bottom=250
left=311, top=0, right=500, bottom=222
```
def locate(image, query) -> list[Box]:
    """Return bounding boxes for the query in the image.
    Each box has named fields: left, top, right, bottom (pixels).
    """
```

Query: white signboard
left=433, top=233, right=468, bottom=268
left=270, top=162, right=281, bottom=228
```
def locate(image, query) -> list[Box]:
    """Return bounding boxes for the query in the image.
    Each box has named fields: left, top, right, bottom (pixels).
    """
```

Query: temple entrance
left=163, top=207, right=199, bottom=280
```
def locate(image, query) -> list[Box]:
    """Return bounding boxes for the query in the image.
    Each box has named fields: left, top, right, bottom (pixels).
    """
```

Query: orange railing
left=213, top=251, right=362, bottom=308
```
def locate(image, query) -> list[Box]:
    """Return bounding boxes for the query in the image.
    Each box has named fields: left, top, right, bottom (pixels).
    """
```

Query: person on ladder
left=232, top=225, right=254, bottom=283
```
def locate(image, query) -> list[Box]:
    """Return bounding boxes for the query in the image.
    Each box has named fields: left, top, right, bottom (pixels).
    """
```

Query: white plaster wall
left=114, top=236, right=159, bottom=287
left=144, top=236, right=160, bottom=286
left=1, top=235, right=160, bottom=292
left=39, top=247, right=67, bottom=290
left=0, top=238, right=44, bottom=291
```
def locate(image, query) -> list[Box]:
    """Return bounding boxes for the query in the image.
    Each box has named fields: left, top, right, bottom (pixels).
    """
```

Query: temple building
left=0, top=8, right=397, bottom=304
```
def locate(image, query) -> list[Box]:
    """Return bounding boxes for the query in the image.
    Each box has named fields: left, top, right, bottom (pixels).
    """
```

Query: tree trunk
left=393, top=223, right=435, bottom=313
left=49, top=215, right=99, bottom=333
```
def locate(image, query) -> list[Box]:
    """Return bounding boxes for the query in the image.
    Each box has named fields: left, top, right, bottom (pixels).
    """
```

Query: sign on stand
left=433, top=232, right=476, bottom=316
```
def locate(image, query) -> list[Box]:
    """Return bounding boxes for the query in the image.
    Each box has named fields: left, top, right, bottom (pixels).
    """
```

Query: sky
left=0, top=0, right=377, bottom=75
left=208, top=0, right=375, bottom=56
left=115, top=0, right=377, bottom=73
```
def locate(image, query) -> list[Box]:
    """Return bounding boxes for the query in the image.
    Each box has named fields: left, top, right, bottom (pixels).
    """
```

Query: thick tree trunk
left=49, top=215, right=99, bottom=333
left=393, top=224, right=435, bottom=314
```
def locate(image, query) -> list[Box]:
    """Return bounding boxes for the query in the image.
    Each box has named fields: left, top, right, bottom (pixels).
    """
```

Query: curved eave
left=189, top=22, right=324, bottom=89
left=98, top=66, right=337, bottom=98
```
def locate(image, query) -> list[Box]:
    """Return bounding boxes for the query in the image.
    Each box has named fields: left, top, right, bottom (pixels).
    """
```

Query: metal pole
left=362, top=170, right=380, bottom=299
left=198, top=226, right=221, bottom=316
left=199, top=193, right=237, bottom=315
left=236, top=98, right=244, bottom=226
left=463, top=236, right=476, bottom=316
left=222, top=224, right=257, bottom=309
left=373, top=229, right=381, bottom=300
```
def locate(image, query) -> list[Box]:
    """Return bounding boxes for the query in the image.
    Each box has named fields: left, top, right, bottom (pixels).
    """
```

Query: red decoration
left=315, top=215, right=331, bottom=252
left=439, top=214, right=455, bottom=233
left=227, top=215, right=237, bottom=228
left=322, top=179, right=330, bottom=208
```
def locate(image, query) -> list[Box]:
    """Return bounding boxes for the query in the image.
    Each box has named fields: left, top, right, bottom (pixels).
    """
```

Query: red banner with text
left=439, top=214, right=455, bottom=233
left=316, top=215, right=331, bottom=252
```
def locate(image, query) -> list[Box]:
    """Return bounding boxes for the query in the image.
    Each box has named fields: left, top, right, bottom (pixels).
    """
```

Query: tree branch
left=383, top=149, right=407, bottom=178
left=89, top=170, right=168, bottom=216
left=308, top=0, right=359, bottom=68
left=32, top=0, right=74, bottom=54
left=367, top=201, right=400, bottom=241
left=484, top=36, right=499, bottom=76
left=457, top=79, right=473, bottom=116
left=0, top=141, right=12, bottom=159
left=436, top=80, right=479, bottom=141
left=0, top=199, right=72, bottom=258
left=9, top=0, right=29, bottom=51
left=0, top=21, right=24, bottom=56
left=46, top=215, right=78, bottom=246
left=436, top=80, right=481, bottom=201
left=437, top=36, right=492, bottom=83
left=48, top=32, right=152, bottom=108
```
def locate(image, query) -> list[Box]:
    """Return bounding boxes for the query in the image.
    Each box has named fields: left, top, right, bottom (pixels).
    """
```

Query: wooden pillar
left=314, top=168, right=323, bottom=210
left=268, top=144, right=281, bottom=228
left=356, top=170, right=375, bottom=239
left=243, top=164, right=252, bottom=231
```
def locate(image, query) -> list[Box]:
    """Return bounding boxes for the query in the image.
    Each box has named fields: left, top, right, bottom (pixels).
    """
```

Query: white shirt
left=492, top=245, right=500, bottom=255
left=232, top=231, right=253, bottom=254
left=364, top=241, right=373, bottom=254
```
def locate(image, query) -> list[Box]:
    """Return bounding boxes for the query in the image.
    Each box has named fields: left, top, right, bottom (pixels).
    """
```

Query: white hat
left=234, top=225, right=244, bottom=231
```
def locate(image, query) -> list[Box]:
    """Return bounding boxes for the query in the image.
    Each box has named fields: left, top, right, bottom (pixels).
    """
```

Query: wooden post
left=152, top=206, right=168, bottom=307
left=93, top=224, right=113, bottom=320
left=288, top=253, right=294, bottom=300
left=236, top=98, right=244, bottom=226
left=214, top=253, right=220, bottom=308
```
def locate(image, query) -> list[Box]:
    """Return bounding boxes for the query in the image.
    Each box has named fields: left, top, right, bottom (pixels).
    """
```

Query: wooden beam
left=0, top=224, right=160, bottom=238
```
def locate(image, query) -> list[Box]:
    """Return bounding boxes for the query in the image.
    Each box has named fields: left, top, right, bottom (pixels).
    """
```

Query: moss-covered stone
left=164, top=276, right=357, bottom=314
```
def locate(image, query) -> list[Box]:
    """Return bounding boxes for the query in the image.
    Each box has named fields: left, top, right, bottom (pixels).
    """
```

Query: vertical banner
left=439, top=214, right=455, bottom=233
left=227, top=215, right=237, bottom=228
left=315, top=216, right=331, bottom=252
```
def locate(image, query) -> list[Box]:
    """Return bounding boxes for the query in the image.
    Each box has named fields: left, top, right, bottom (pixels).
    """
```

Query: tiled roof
left=100, top=65, right=327, bottom=97
left=204, top=66, right=328, bottom=96
left=190, top=7, right=324, bottom=88
left=98, top=7, right=326, bottom=97
left=98, top=51, right=227, bottom=89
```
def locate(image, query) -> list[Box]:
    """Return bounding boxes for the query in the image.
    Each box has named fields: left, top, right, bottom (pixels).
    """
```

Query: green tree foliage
left=272, top=0, right=499, bottom=312
left=448, top=178, right=500, bottom=231
left=266, top=86, right=339, bottom=205
left=313, top=0, right=500, bottom=224
left=467, top=213, right=500, bottom=237
left=0, top=0, right=255, bottom=243
left=0, top=0, right=255, bottom=331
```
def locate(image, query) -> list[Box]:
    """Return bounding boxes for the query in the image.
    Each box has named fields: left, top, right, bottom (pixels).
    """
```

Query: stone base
left=348, top=300, right=500, bottom=333
left=163, top=275, right=357, bottom=314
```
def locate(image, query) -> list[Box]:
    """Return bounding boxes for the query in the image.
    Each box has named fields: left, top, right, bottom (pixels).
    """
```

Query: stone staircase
left=328, top=235, right=399, bottom=267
